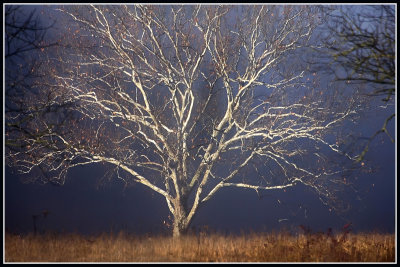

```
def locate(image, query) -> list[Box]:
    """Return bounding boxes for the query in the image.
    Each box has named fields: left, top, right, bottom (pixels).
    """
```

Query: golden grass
left=4, top=231, right=395, bottom=262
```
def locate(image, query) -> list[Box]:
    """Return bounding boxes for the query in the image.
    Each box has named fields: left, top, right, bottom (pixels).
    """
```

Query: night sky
left=3, top=4, right=396, bottom=237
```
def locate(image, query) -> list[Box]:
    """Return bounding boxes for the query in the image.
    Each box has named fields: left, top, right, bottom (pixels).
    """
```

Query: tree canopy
left=5, top=5, right=383, bottom=237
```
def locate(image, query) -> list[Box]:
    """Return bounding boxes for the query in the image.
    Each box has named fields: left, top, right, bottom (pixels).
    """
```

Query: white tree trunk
left=172, top=198, right=189, bottom=238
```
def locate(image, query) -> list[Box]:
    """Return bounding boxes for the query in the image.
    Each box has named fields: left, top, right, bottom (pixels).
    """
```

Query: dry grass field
left=4, top=230, right=395, bottom=262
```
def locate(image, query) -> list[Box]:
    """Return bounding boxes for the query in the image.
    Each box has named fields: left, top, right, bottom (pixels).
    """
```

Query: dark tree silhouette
left=5, top=5, right=59, bottom=165
left=313, top=5, right=395, bottom=162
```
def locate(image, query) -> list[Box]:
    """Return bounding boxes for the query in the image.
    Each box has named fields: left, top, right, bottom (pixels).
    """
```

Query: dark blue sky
left=3, top=4, right=396, bottom=236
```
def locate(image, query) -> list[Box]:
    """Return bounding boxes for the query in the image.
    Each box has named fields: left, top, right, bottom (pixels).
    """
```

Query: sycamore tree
left=5, top=5, right=365, bottom=237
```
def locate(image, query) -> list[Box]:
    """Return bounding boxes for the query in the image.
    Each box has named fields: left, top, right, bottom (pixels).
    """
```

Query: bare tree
left=5, top=5, right=365, bottom=237
left=312, top=5, right=395, bottom=162
left=5, top=5, right=58, bottom=166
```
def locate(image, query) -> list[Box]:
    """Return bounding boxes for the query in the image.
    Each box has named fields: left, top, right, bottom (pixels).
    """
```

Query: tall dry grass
left=4, top=230, right=395, bottom=262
